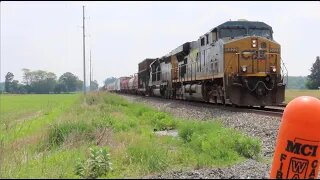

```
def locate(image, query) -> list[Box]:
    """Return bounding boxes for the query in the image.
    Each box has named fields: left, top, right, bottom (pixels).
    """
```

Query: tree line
left=305, top=56, right=320, bottom=89
left=3, top=69, right=99, bottom=94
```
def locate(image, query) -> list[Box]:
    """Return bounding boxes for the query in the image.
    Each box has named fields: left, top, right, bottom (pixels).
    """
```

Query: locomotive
left=105, top=20, right=287, bottom=107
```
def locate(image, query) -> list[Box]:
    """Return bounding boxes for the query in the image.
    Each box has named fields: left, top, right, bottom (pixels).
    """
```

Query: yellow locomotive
left=144, top=20, right=286, bottom=107
left=101, top=20, right=288, bottom=107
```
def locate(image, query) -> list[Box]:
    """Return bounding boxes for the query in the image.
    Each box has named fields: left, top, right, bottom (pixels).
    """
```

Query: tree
left=22, top=68, right=32, bottom=85
left=11, top=80, right=20, bottom=93
left=54, top=83, right=66, bottom=94
left=59, top=72, right=79, bottom=92
left=5, top=72, right=14, bottom=93
left=4, top=72, right=25, bottom=94
left=21, top=68, right=34, bottom=93
left=104, top=77, right=117, bottom=86
left=306, top=56, right=320, bottom=89
left=29, top=70, right=57, bottom=93
left=76, top=79, right=83, bottom=91
left=90, top=80, right=99, bottom=91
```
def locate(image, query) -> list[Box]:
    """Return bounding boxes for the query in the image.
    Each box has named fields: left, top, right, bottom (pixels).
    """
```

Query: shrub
left=74, top=147, right=112, bottom=179
left=178, top=121, right=196, bottom=143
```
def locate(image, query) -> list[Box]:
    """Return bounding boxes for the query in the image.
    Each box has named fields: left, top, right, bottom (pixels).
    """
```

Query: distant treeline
left=2, top=69, right=99, bottom=94
left=0, top=82, right=4, bottom=92
left=102, top=76, right=311, bottom=90
left=287, top=76, right=307, bottom=89
left=0, top=75, right=316, bottom=93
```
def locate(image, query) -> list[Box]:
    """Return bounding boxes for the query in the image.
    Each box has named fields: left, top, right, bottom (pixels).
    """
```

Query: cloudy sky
left=1, top=1, right=320, bottom=86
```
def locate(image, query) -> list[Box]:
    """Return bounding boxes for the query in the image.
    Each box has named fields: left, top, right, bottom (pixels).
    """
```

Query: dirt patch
left=59, top=127, right=116, bottom=149
left=14, top=111, right=43, bottom=125
left=94, top=128, right=116, bottom=147
left=10, top=133, right=43, bottom=150
left=62, top=132, right=89, bottom=149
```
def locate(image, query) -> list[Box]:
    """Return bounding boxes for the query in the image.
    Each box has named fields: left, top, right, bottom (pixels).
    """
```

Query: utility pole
left=90, top=50, right=92, bottom=91
left=82, top=6, right=86, bottom=95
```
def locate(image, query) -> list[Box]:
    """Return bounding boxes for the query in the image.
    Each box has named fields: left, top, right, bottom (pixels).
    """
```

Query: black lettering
left=301, top=145, right=313, bottom=156
left=292, top=174, right=300, bottom=179
left=276, top=170, right=282, bottom=179
left=280, top=153, right=287, bottom=161
left=279, top=161, right=283, bottom=170
left=309, top=169, right=315, bottom=178
left=286, top=140, right=301, bottom=154
left=312, top=160, right=318, bottom=168
left=311, top=146, right=318, bottom=157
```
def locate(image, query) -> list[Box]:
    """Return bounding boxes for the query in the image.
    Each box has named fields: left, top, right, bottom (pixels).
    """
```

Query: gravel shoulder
left=120, top=94, right=280, bottom=179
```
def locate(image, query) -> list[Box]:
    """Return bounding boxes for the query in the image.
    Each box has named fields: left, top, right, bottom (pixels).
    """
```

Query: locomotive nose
left=256, top=83, right=266, bottom=96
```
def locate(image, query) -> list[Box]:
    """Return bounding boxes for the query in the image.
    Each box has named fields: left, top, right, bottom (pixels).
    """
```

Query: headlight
left=252, top=39, right=257, bottom=48
left=241, top=66, right=247, bottom=72
left=270, top=66, right=276, bottom=72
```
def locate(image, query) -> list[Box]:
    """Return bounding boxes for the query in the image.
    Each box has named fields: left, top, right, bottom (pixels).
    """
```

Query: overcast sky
left=1, top=1, right=320, bottom=86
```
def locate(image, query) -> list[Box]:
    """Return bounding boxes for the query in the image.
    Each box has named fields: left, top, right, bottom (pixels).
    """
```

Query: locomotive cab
left=220, top=21, right=286, bottom=106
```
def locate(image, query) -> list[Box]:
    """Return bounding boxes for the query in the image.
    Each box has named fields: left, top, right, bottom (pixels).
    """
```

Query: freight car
left=119, top=77, right=131, bottom=93
left=128, top=74, right=138, bottom=94
left=105, top=20, right=287, bottom=107
left=138, top=58, right=156, bottom=95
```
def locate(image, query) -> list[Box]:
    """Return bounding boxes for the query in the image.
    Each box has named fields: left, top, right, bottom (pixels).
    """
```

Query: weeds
left=47, top=122, right=94, bottom=148
left=1, top=92, right=262, bottom=178
left=177, top=120, right=261, bottom=162
left=74, top=147, right=112, bottom=179
left=127, top=141, right=169, bottom=173
left=141, top=111, right=177, bottom=131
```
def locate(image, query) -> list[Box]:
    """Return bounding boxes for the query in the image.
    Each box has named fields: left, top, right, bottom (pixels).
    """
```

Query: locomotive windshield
left=219, top=27, right=273, bottom=39
left=219, top=27, right=247, bottom=38
left=248, top=28, right=272, bottom=39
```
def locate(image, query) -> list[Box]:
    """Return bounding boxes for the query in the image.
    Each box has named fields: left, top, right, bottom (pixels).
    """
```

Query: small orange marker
left=270, top=96, right=320, bottom=179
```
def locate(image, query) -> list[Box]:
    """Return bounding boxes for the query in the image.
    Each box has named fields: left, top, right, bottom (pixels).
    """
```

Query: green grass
left=285, top=89, right=320, bottom=103
left=0, top=94, right=80, bottom=143
left=0, top=92, right=262, bottom=178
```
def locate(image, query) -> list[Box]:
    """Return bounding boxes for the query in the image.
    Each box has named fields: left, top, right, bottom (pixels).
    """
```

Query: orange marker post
left=270, top=96, right=320, bottom=179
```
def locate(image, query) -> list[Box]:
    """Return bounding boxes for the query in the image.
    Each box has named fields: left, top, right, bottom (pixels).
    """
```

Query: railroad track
left=119, top=93, right=285, bottom=118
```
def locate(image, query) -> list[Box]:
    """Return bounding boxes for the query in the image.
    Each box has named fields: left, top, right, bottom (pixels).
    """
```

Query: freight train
left=104, top=20, right=287, bottom=107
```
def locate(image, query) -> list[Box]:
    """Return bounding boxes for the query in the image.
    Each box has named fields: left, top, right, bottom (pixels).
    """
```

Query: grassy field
left=0, top=92, right=261, bottom=178
left=285, top=89, right=320, bottom=103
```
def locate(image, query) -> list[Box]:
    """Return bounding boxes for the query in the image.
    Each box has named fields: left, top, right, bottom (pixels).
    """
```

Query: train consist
left=105, top=20, right=287, bottom=107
